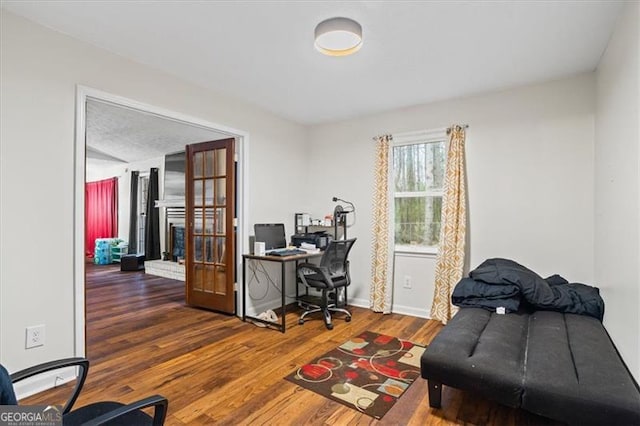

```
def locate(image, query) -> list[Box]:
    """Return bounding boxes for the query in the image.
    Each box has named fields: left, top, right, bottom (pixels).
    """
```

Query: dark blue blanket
left=452, top=258, right=604, bottom=321
left=452, top=278, right=520, bottom=312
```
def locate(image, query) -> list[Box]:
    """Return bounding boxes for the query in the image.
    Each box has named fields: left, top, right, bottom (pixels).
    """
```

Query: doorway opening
left=74, top=86, right=249, bottom=357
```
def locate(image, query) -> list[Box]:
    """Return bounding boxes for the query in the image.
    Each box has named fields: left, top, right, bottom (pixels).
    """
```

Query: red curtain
left=86, top=177, right=118, bottom=256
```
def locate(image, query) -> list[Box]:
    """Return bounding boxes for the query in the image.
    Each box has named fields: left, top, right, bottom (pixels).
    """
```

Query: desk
left=242, top=251, right=322, bottom=332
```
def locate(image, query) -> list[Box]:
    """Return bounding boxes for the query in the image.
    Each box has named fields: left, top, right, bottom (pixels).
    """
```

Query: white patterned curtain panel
left=430, top=125, right=467, bottom=324
left=370, top=134, right=394, bottom=313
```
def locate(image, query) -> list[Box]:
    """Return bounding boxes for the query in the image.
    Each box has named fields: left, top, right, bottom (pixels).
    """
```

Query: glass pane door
left=186, top=139, right=235, bottom=313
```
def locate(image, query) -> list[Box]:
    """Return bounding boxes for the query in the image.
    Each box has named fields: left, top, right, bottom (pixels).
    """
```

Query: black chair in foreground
left=296, top=238, right=357, bottom=330
left=5, top=357, right=167, bottom=425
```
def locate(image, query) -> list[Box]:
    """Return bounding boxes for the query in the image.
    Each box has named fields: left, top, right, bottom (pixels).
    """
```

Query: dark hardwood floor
left=24, top=263, right=559, bottom=425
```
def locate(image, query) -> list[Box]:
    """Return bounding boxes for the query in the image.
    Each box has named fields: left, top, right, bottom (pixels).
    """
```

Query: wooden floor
left=24, top=263, right=559, bottom=425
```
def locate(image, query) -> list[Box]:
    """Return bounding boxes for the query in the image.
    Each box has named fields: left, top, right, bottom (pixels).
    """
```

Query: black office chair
left=296, top=238, right=357, bottom=330
left=3, top=358, right=167, bottom=425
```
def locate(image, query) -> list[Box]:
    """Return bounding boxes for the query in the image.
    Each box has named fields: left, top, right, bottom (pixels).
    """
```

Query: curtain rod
left=446, top=124, right=469, bottom=135
left=373, top=124, right=469, bottom=141
left=124, top=169, right=150, bottom=177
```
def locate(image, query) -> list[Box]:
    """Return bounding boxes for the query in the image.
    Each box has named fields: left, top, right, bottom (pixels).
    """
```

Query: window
left=137, top=175, right=149, bottom=255
left=393, top=132, right=446, bottom=253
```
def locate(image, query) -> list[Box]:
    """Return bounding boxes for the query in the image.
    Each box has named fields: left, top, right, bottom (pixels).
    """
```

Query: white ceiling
left=2, top=1, right=624, bottom=125
left=86, top=99, right=227, bottom=166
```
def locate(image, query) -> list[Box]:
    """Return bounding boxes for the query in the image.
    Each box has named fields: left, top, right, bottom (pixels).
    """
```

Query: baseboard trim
left=246, top=297, right=432, bottom=321
left=390, top=304, right=432, bottom=319
left=245, top=297, right=297, bottom=318
left=348, top=297, right=432, bottom=319
left=349, top=297, right=370, bottom=309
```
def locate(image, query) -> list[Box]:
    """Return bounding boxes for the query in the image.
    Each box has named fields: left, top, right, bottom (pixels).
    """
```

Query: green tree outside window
left=393, top=140, right=445, bottom=249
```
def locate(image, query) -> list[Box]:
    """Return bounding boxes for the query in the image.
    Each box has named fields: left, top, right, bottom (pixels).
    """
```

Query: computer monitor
left=254, top=223, right=287, bottom=250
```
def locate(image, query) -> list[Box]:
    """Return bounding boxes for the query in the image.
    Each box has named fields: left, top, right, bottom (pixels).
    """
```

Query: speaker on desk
left=254, top=242, right=266, bottom=256
left=249, top=235, right=255, bottom=254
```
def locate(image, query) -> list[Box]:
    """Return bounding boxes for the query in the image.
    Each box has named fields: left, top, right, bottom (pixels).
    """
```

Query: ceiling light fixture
left=314, top=17, right=362, bottom=57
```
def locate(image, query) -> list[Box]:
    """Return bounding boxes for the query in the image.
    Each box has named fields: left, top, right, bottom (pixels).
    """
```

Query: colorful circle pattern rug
left=285, top=331, right=426, bottom=419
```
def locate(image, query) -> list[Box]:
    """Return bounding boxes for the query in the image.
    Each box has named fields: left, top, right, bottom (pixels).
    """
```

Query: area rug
left=285, top=330, right=426, bottom=419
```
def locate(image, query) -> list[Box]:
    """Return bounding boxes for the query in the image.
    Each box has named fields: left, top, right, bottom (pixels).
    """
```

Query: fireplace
left=169, top=222, right=185, bottom=262
left=156, top=151, right=186, bottom=263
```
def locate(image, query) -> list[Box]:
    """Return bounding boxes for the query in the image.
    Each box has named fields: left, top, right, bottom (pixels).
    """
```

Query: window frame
left=138, top=174, right=149, bottom=255
left=392, top=129, right=448, bottom=255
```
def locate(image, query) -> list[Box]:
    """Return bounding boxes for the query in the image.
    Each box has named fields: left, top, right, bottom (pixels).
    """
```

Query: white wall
left=595, top=1, right=640, bottom=380
left=307, top=74, right=596, bottom=317
left=86, top=162, right=126, bottom=183
left=0, top=11, right=308, bottom=373
left=392, top=253, right=437, bottom=318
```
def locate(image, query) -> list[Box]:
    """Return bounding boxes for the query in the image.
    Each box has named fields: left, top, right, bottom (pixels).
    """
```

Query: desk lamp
left=332, top=196, right=355, bottom=239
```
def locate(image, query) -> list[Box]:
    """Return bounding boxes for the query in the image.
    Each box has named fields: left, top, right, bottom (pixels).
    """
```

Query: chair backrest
left=320, top=238, right=356, bottom=276
left=7, top=358, right=167, bottom=425
left=0, top=364, right=17, bottom=405
left=10, top=358, right=89, bottom=413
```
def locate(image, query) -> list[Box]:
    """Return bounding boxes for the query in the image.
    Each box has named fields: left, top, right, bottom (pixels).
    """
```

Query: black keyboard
left=267, top=249, right=306, bottom=256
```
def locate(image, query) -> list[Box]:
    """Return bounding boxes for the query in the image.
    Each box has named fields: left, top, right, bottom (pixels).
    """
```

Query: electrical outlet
left=25, top=325, right=45, bottom=349
left=403, top=275, right=412, bottom=289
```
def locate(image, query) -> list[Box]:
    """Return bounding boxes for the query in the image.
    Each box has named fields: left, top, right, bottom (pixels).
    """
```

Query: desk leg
left=281, top=261, right=286, bottom=333
left=242, top=258, right=247, bottom=322
left=294, top=260, right=299, bottom=301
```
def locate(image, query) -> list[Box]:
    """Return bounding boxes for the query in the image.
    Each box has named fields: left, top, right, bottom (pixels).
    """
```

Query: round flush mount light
left=314, top=17, right=362, bottom=57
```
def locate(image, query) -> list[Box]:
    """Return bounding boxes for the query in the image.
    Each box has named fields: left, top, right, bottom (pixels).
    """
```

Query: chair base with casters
left=4, top=357, right=168, bottom=426
left=297, top=288, right=352, bottom=330
left=296, top=238, right=357, bottom=330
